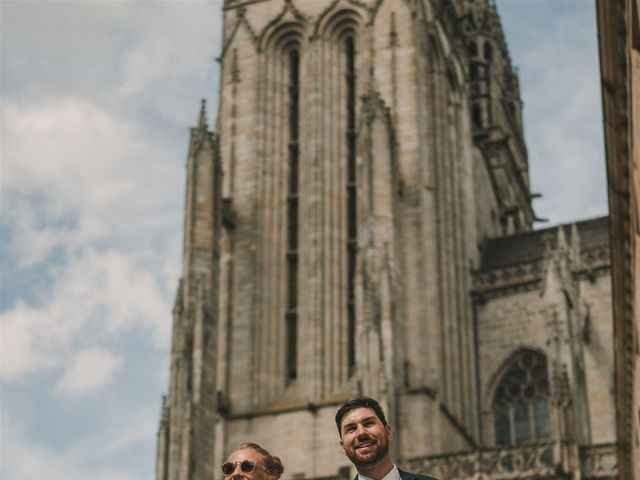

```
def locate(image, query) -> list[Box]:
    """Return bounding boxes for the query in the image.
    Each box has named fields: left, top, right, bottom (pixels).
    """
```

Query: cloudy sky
left=0, top=1, right=606, bottom=480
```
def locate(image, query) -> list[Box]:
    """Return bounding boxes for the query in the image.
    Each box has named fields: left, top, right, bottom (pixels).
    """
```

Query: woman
left=222, top=442, right=284, bottom=480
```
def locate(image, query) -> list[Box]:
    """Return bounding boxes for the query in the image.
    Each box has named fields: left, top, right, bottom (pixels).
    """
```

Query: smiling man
left=335, top=397, right=437, bottom=480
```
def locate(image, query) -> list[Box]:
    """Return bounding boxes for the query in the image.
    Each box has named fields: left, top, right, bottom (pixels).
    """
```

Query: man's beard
left=346, top=440, right=390, bottom=468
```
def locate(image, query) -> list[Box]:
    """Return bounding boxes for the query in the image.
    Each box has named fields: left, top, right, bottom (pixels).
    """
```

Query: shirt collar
left=357, top=464, right=400, bottom=480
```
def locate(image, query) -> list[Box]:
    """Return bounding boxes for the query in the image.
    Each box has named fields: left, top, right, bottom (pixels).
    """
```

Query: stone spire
left=198, top=98, right=207, bottom=131
left=156, top=100, right=221, bottom=480
left=183, top=100, right=219, bottom=270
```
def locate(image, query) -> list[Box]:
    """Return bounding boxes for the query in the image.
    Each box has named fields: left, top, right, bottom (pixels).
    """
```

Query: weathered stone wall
left=580, top=274, right=615, bottom=444
left=215, top=2, right=483, bottom=465
left=597, top=1, right=640, bottom=478
left=474, top=223, right=614, bottom=448
left=472, top=143, right=501, bottom=255
left=476, top=287, right=549, bottom=444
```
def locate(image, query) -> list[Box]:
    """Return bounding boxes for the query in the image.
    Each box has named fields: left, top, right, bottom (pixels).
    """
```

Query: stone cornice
left=402, top=442, right=618, bottom=480
left=472, top=246, right=611, bottom=298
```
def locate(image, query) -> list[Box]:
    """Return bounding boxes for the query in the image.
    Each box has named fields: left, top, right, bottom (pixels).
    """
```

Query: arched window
left=286, top=47, right=300, bottom=383
left=345, top=34, right=357, bottom=375
left=493, top=350, right=551, bottom=446
left=258, top=22, right=306, bottom=394
left=321, top=8, right=362, bottom=380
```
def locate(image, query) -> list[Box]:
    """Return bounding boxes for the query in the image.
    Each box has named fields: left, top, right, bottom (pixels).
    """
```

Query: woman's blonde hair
left=235, top=442, right=284, bottom=479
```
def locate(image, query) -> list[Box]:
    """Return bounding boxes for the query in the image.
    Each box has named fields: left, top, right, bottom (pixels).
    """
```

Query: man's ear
left=340, top=440, right=346, bottom=455
left=385, top=425, right=392, bottom=442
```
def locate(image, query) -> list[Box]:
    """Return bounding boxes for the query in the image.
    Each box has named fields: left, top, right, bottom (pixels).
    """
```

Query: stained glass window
left=493, top=350, right=551, bottom=446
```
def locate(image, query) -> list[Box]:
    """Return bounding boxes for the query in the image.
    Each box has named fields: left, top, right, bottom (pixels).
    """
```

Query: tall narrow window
left=345, top=36, right=357, bottom=374
left=484, top=41, right=493, bottom=63
left=472, top=103, right=482, bottom=129
left=493, top=350, right=551, bottom=446
left=286, top=49, right=300, bottom=382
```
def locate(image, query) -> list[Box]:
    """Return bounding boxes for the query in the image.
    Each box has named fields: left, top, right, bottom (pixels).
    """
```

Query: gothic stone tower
left=154, top=1, right=617, bottom=480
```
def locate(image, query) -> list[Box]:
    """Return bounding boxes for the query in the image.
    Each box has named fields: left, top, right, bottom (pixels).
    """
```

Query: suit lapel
left=398, top=468, right=415, bottom=480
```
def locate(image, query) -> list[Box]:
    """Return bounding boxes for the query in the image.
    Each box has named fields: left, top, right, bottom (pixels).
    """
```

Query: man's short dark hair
left=335, top=396, right=388, bottom=435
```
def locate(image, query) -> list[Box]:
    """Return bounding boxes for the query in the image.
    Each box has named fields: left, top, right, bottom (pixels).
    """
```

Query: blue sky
left=0, top=1, right=605, bottom=479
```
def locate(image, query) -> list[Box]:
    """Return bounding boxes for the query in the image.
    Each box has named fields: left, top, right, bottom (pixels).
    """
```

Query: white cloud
left=0, top=98, right=178, bottom=385
left=2, top=199, right=107, bottom=269
left=1, top=409, right=156, bottom=480
left=55, top=346, right=123, bottom=396
left=118, top=4, right=215, bottom=96
left=1, top=98, right=143, bottom=210
left=1, top=440, right=138, bottom=480
left=0, top=300, right=53, bottom=380
left=0, top=248, right=170, bottom=382
left=115, top=1, right=221, bottom=126
left=95, top=413, right=158, bottom=459
left=513, top=4, right=607, bottom=224
left=0, top=2, right=222, bottom=479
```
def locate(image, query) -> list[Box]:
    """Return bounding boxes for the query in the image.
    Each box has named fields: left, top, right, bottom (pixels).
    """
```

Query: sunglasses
left=221, top=460, right=261, bottom=476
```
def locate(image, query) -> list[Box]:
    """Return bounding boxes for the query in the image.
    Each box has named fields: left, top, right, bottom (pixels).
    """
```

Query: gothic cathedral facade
left=155, top=1, right=618, bottom=479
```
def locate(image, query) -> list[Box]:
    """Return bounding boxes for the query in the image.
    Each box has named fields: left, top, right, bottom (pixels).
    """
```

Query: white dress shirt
left=358, top=464, right=400, bottom=480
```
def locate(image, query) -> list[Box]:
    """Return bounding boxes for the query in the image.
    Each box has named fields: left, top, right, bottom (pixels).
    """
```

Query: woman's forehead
left=228, top=448, right=262, bottom=462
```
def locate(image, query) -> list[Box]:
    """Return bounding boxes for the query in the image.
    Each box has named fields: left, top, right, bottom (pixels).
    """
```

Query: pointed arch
left=262, top=22, right=305, bottom=53
left=258, top=1, right=309, bottom=50
left=315, top=1, right=365, bottom=38
left=254, top=19, right=307, bottom=396
left=489, top=348, right=552, bottom=446
left=219, top=9, right=259, bottom=61
left=259, top=1, right=308, bottom=54
left=316, top=5, right=364, bottom=377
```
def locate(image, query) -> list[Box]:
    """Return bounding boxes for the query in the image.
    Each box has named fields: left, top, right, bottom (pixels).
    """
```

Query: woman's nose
left=230, top=466, right=244, bottom=477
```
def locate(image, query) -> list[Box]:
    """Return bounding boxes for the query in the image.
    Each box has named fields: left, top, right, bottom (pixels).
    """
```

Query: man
left=335, top=396, right=437, bottom=480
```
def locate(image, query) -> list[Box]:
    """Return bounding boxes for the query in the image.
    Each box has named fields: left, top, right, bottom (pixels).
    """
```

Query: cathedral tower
left=208, top=0, right=495, bottom=472
left=155, top=1, right=617, bottom=480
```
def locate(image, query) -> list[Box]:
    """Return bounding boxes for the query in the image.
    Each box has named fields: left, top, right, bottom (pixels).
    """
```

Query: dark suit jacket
left=398, top=467, right=437, bottom=480
left=353, top=467, right=437, bottom=480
